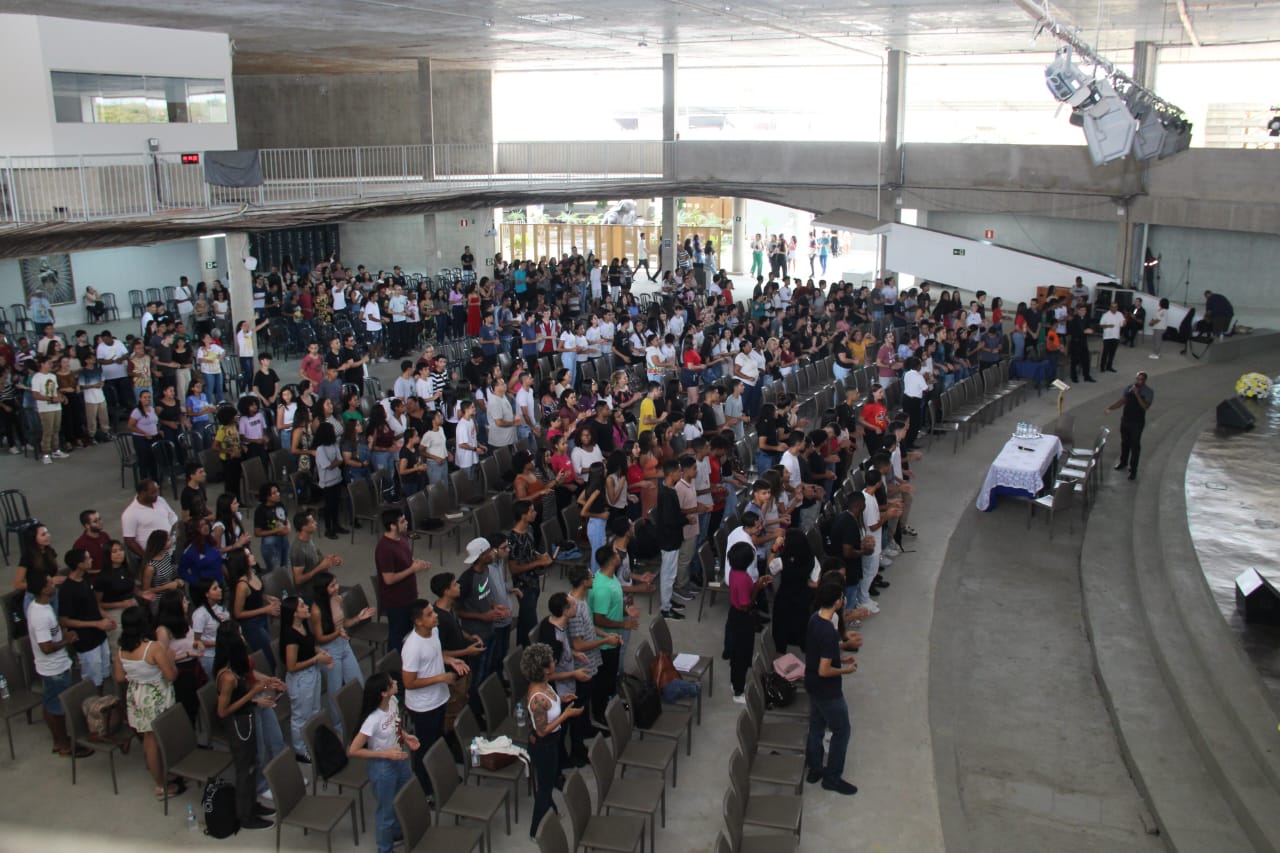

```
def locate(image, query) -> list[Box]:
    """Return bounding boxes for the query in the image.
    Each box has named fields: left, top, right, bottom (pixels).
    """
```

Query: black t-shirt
left=590, top=418, right=614, bottom=454
left=180, top=484, right=207, bottom=516
left=324, top=350, right=344, bottom=373
left=339, top=348, right=363, bottom=385
left=398, top=445, right=423, bottom=487
left=804, top=611, right=842, bottom=699
left=457, top=568, right=494, bottom=640
left=282, top=624, right=315, bottom=663
left=656, top=484, right=685, bottom=551
left=157, top=401, right=182, bottom=427
left=253, top=369, right=280, bottom=400
left=92, top=565, right=135, bottom=603
left=254, top=501, right=288, bottom=535
left=830, top=510, right=865, bottom=582
left=154, top=342, right=176, bottom=376
left=433, top=605, right=469, bottom=652
left=60, top=575, right=106, bottom=652
left=461, top=253, right=475, bottom=270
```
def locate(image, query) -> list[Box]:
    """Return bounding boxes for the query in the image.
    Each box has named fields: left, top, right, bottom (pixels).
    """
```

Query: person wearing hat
left=28, top=288, right=55, bottom=338
left=456, top=537, right=509, bottom=713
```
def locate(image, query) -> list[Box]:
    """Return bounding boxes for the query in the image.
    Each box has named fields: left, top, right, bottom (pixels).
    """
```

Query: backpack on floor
left=202, top=778, right=239, bottom=838
left=620, top=672, right=662, bottom=730
left=762, top=672, right=797, bottom=709
left=313, top=722, right=349, bottom=780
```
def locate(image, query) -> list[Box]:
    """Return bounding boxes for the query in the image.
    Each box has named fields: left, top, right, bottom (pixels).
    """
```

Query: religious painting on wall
left=19, top=254, right=76, bottom=306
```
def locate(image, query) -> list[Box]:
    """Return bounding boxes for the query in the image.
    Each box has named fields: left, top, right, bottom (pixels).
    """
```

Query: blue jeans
left=255, top=704, right=286, bottom=793
left=386, top=606, right=412, bottom=654
left=78, top=640, right=111, bottom=687
left=259, top=534, right=291, bottom=575
left=370, top=450, right=396, bottom=481
left=368, top=756, right=412, bottom=853
left=587, top=517, right=607, bottom=573
left=242, top=615, right=275, bottom=673
left=203, top=372, right=224, bottom=403
left=426, top=459, right=448, bottom=486
left=562, top=352, right=578, bottom=389
left=320, top=637, right=364, bottom=738
left=661, top=679, right=700, bottom=703
left=40, top=667, right=74, bottom=714
left=239, top=357, right=253, bottom=392
left=858, top=554, right=878, bottom=607
left=286, top=666, right=323, bottom=756
left=805, top=692, right=851, bottom=783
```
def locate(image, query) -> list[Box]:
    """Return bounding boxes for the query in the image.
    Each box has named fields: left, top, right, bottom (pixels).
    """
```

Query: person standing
left=253, top=483, right=292, bottom=575
left=1098, top=301, right=1125, bottom=373
left=726, top=542, right=770, bottom=704
left=1066, top=304, right=1097, bottom=383
left=59, top=548, right=115, bottom=687
left=456, top=538, right=510, bottom=708
left=376, top=509, right=432, bottom=653
left=348, top=673, right=419, bottom=853
left=524, top=642, right=584, bottom=838
left=399, top=599, right=467, bottom=796
left=1148, top=297, right=1169, bottom=360
left=1105, top=371, right=1154, bottom=481
left=803, top=580, right=858, bottom=795
left=587, top=547, right=635, bottom=723
left=508, top=500, right=552, bottom=647
left=655, top=460, right=687, bottom=620
left=27, top=566, right=90, bottom=758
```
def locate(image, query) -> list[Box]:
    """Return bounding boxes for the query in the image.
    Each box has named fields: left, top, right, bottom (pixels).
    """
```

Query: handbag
left=650, top=651, right=679, bottom=692
left=772, top=653, right=805, bottom=682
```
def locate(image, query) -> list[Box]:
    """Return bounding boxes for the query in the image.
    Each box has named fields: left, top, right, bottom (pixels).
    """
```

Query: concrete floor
left=0, top=338, right=1200, bottom=852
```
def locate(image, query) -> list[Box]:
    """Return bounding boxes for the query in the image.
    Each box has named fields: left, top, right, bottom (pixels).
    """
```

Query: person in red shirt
left=860, top=383, right=889, bottom=457
left=72, top=508, right=111, bottom=574
left=376, top=509, right=431, bottom=653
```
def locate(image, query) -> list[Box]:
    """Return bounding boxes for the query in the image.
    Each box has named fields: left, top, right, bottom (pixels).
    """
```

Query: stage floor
left=1185, top=381, right=1280, bottom=704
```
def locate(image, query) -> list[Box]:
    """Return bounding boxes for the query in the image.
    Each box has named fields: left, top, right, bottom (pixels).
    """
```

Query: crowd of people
left=9, top=233, right=1171, bottom=849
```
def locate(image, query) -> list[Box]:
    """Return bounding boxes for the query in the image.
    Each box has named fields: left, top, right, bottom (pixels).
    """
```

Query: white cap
left=464, top=538, right=492, bottom=564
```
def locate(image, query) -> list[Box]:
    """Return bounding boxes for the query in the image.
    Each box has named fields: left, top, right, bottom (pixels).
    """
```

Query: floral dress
left=122, top=641, right=175, bottom=733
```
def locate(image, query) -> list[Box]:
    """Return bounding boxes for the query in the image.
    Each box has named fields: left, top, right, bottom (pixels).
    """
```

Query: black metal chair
left=0, top=490, right=36, bottom=566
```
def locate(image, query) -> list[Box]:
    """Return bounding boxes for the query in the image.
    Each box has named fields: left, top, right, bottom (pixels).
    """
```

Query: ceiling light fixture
left=483, top=18, right=493, bottom=27
left=1018, top=0, right=1190, bottom=164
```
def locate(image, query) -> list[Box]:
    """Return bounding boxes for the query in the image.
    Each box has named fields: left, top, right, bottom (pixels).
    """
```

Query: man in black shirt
left=588, top=402, right=614, bottom=454
left=830, top=492, right=875, bottom=601
left=656, top=461, right=687, bottom=620
left=429, top=571, right=486, bottom=730
left=339, top=335, right=366, bottom=386
left=252, top=354, right=280, bottom=406
left=460, top=247, right=475, bottom=272
left=804, top=581, right=858, bottom=795
left=58, top=547, right=114, bottom=687
left=1105, top=371, right=1154, bottom=480
left=179, top=461, right=208, bottom=520
left=1066, top=304, right=1097, bottom=383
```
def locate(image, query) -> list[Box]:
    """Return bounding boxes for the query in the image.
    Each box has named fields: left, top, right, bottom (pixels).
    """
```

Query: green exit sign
left=953, top=249, right=966, bottom=256
left=204, top=261, right=218, bottom=269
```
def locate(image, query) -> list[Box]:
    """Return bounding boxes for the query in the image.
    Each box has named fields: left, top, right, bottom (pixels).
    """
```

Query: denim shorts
left=40, top=667, right=74, bottom=715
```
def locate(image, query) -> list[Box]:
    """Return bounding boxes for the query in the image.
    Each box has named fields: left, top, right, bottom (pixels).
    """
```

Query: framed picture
left=19, top=254, right=76, bottom=306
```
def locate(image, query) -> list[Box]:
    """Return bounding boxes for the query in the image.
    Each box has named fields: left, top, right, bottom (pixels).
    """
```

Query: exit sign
left=983, top=229, right=995, bottom=239
left=180, top=153, right=201, bottom=165
left=953, top=249, right=966, bottom=256
left=204, top=260, right=218, bottom=270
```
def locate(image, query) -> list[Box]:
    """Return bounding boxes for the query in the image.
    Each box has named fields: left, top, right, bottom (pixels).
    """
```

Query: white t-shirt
left=331, top=284, right=347, bottom=311
left=725, top=525, right=759, bottom=582
left=862, top=494, right=882, bottom=557
left=781, top=450, right=803, bottom=491
left=455, top=418, right=479, bottom=469
left=1102, top=310, right=1125, bottom=340
left=903, top=369, right=928, bottom=399
left=236, top=328, right=254, bottom=358
left=694, top=456, right=712, bottom=507
left=1152, top=307, right=1168, bottom=331
left=175, top=285, right=193, bottom=312
left=571, top=445, right=604, bottom=477
left=682, top=421, right=703, bottom=443
left=559, top=330, right=577, bottom=356
left=364, top=302, right=383, bottom=332
left=121, top=496, right=178, bottom=549
left=96, top=339, right=129, bottom=381
left=734, top=352, right=760, bottom=386
left=515, top=386, right=537, bottom=427
left=192, top=604, right=229, bottom=659
left=400, top=630, right=449, bottom=713
left=359, top=696, right=402, bottom=751
left=421, top=428, right=447, bottom=462
left=27, top=600, right=71, bottom=676
left=31, top=372, right=61, bottom=414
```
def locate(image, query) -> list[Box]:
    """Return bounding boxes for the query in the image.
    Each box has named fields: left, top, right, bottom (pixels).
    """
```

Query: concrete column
left=1132, top=41, right=1158, bottom=89
left=878, top=50, right=908, bottom=277
left=225, top=232, right=255, bottom=332
left=731, top=198, right=747, bottom=274
left=417, top=59, right=435, bottom=178
left=1121, top=41, right=1159, bottom=287
left=661, top=52, right=678, bottom=272
left=197, top=235, right=220, bottom=284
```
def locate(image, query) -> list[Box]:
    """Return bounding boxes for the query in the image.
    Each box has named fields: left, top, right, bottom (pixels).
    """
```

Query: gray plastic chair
left=424, top=738, right=510, bottom=849
left=60, top=678, right=123, bottom=794
left=0, top=646, right=43, bottom=759
left=393, top=777, right=485, bottom=852
left=735, top=710, right=804, bottom=794
left=563, top=770, right=646, bottom=853
left=649, top=614, right=712, bottom=721
left=589, top=734, right=665, bottom=853
left=744, top=679, right=806, bottom=754
left=748, top=659, right=809, bottom=721
left=535, top=812, right=571, bottom=853
left=302, top=709, right=370, bottom=832
left=152, top=704, right=233, bottom=815
left=263, top=749, right=358, bottom=852
left=619, top=660, right=693, bottom=758
left=728, top=747, right=803, bottom=838
left=605, top=697, right=677, bottom=788
left=478, top=673, right=518, bottom=740
left=721, top=783, right=798, bottom=853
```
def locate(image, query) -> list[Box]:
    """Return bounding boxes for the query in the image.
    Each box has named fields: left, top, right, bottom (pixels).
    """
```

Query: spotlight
left=1157, top=116, right=1192, bottom=159
left=1079, top=79, right=1135, bottom=165
left=1044, top=47, right=1089, bottom=104
left=1268, top=114, right=1280, bottom=137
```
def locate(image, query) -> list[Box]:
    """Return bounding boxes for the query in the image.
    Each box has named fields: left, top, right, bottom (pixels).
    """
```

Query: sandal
left=154, top=783, right=182, bottom=800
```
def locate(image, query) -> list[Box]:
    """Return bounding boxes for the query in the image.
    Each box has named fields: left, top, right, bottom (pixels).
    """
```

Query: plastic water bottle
left=186, top=805, right=197, bottom=833
left=514, top=702, right=527, bottom=728
left=0, top=674, right=9, bottom=700
left=470, top=738, right=480, bottom=768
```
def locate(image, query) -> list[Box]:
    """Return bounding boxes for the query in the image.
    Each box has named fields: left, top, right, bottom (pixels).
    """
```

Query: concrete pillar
left=417, top=59, right=435, bottom=177
left=1132, top=41, right=1158, bottom=89
left=661, top=52, right=678, bottom=272
left=878, top=50, right=908, bottom=277
left=731, top=198, right=747, bottom=274
left=225, top=232, right=255, bottom=332
left=1120, top=41, right=1159, bottom=286
left=197, top=235, right=220, bottom=284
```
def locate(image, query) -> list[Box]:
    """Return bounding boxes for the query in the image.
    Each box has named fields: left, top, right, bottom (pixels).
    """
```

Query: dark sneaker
left=661, top=608, right=686, bottom=621
left=822, top=778, right=859, bottom=795
left=241, top=816, right=273, bottom=830
left=806, top=768, right=823, bottom=785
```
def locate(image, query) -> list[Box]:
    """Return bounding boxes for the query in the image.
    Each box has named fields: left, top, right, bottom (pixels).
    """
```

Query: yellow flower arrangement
left=1235, top=372, right=1273, bottom=399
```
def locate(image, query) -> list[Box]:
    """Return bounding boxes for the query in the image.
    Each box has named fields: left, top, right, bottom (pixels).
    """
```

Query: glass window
left=1155, top=45, right=1280, bottom=149
left=49, top=71, right=228, bottom=124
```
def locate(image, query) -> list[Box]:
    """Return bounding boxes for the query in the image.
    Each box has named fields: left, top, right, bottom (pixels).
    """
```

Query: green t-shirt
left=587, top=571, right=624, bottom=650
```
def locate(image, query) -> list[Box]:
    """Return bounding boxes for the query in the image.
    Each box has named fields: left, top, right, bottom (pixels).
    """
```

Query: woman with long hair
left=154, top=588, right=202, bottom=723
left=211, top=492, right=251, bottom=554
left=524, top=642, right=583, bottom=838
left=140, top=529, right=180, bottom=594
left=228, top=547, right=280, bottom=671
left=213, top=405, right=243, bottom=497
left=280, top=595, right=333, bottom=757
left=348, top=673, right=419, bottom=853
left=366, top=403, right=396, bottom=481
left=577, top=461, right=610, bottom=574
left=178, top=516, right=223, bottom=588
left=309, top=571, right=374, bottom=736
left=191, top=577, right=229, bottom=678
left=237, top=395, right=269, bottom=462
left=604, top=449, right=633, bottom=525
left=15, top=523, right=61, bottom=610
left=112, top=606, right=179, bottom=799
left=625, top=438, right=658, bottom=517
left=213, top=621, right=277, bottom=830
left=340, top=417, right=371, bottom=481
left=128, top=389, right=160, bottom=481
left=93, top=538, right=148, bottom=643
left=421, top=409, right=449, bottom=486
left=313, top=421, right=346, bottom=539
left=290, top=403, right=316, bottom=498
left=275, top=385, right=298, bottom=453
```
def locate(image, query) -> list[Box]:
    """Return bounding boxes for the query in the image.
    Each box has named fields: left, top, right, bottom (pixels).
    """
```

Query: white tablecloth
left=975, top=434, right=1063, bottom=510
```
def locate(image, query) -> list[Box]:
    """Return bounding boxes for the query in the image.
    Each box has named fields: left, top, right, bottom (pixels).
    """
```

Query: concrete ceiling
left=8, top=0, right=1280, bottom=73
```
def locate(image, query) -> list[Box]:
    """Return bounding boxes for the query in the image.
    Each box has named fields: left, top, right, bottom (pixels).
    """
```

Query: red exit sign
left=180, top=153, right=201, bottom=165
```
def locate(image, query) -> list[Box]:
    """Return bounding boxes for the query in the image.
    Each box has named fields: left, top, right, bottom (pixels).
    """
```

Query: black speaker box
left=1236, top=569, right=1280, bottom=625
left=1217, top=398, right=1255, bottom=430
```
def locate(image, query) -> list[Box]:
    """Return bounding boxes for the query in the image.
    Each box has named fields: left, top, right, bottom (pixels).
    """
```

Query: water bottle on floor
left=186, top=805, right=197, bottom=832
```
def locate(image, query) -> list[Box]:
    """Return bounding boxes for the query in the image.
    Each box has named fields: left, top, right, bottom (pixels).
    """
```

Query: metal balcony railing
left=0, top=141, right=671, bottom=226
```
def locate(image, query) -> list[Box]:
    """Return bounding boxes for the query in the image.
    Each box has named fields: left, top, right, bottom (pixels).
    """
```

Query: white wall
left=0, top=239, right=205, bottom=334
left=338, top=210, right=498, bottom=279
left=0, top=16, right=55, bottom=155
left=883, top=224, right=1109, bottom=307
left=924, top=211, right=1119, bottom=277
left=0, top=15, right=236, bottom=157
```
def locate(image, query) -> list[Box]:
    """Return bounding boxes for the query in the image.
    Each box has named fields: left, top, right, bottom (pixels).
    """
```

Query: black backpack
left=620, top=673, right=662, bottom=730
left=313, top=723, right=349, bottom=780
left=762, top=672, right=797, bottom=709
left=202, top=778, right=239, bottom=838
